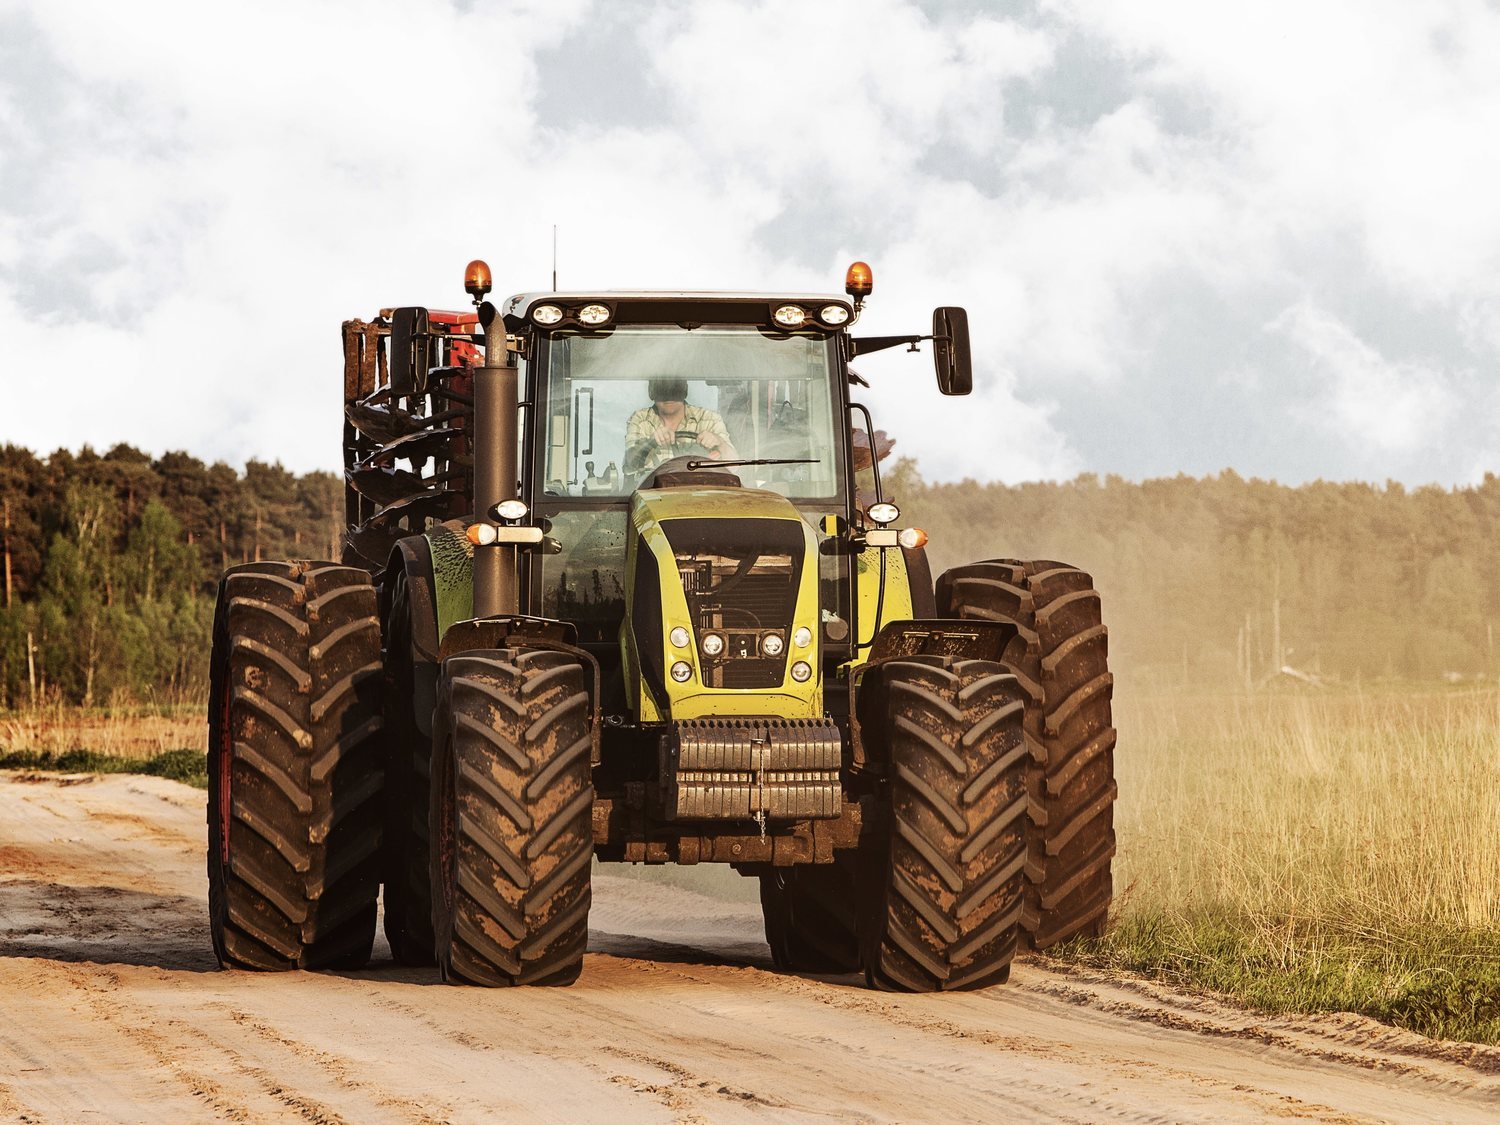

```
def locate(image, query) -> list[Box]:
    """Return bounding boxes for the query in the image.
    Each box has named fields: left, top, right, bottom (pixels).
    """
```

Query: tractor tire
left=859, top=656, right=1029, bottom=992
left=379, top=566, right=435, bottom=965
left=936, top=559, right=1117, bottom=950
left=207, top=561, right=384, bottom=971
left=429, top=648, right=594, bottom=986
left=759, top=855, right=861, bottom=973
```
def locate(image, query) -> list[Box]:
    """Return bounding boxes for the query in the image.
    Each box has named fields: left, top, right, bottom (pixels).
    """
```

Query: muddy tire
left=429, top=649, right=593, bottom=986
left=759, top=856, right=861, bottom=973
left=936, top=560, right=1116, bottom=950
left=207, top=561, right=384, bottom=971
left=379, top=567, right=435, bottom=965
left=859, top=656, right=1029, bottom=992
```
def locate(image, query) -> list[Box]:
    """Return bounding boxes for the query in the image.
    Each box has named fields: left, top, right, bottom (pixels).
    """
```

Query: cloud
left=0, top=0, right=1497, bottom=487
left=1271, top=301, right=1457, bottom=453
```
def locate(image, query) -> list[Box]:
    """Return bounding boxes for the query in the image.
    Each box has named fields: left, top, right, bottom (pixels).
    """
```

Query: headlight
left=790, top=661, right=813, bottom=683
left=492, top=498, right=529, bottom=522
left=761, top=632, right=784, bottom=657
left=793, top=626, right=812, bottom=648
left=669, top=626, right=690, bottom=649
left=867, top=501, right=900, bottom=525
left=670, top=661, right=693, bottom=683
left=532, top=304, right=564, bottom=326
left=701, top=632, right=725, bottom=657
left=578, top=303, right=611, bottom=326
left=819, top=304, right=849, bottom=326
left=773, top=304, right=807, bottom=328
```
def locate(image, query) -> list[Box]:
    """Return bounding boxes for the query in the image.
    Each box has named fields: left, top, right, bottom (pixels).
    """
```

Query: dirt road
left=2, top=774, right=1497, bottom=1124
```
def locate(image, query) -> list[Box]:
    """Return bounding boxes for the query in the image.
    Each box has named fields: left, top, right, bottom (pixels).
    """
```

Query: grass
left=1047, top=685, right=1500, bottom=1044
left=0, top=746, right=207, bottom=788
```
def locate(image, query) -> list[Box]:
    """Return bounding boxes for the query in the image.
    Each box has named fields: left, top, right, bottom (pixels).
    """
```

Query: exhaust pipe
left=472, top=300, right=518, bottom=618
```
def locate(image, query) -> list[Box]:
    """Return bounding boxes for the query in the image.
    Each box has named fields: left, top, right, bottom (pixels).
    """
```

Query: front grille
left=661, top=517, right=805, bottom=689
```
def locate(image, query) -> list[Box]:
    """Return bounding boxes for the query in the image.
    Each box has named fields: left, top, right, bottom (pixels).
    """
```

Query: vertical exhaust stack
left=467, top=261, right=518, bottom=617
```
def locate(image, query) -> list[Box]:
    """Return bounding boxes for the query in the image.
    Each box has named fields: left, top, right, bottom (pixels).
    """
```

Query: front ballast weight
left=661, top=718, right=843, bottom=822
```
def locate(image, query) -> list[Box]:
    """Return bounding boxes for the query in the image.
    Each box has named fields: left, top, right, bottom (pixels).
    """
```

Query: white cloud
left=1, top=0, right=1498, bottom=486
left=1272, top=301, right=1456, bottom=453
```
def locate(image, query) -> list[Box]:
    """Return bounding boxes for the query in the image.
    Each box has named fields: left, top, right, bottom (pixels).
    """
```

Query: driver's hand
left=653, top=423, right=675, bottom=446
left=699, top=432, right=720, bottom=454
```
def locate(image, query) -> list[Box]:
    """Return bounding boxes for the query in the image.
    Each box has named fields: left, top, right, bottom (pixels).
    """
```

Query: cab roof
left=501, top=290, right=855, bottom=331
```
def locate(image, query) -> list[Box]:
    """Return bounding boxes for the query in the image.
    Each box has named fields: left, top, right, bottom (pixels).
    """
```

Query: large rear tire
left=429, top=649, right=594, bottom=986
left=859, top=656, right=1029, bottom=992
left=379, top=566, right=435, bottom=965
left=936, top=559, right=1117, bottom=950
left=207, top=561, right=384, bottom=970
left=759, top=856, right=861, bottom=973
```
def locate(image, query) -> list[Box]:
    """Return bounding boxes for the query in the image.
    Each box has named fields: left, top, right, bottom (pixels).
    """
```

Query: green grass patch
left=1047, top=911, right=1500, bottom=1044
left=0, top=747, right=207, bottom=788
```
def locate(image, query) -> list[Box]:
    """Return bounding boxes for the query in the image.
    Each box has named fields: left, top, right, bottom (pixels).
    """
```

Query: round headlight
left=492, top=498, right=529, bottom=522
left=532, top=304, right=564, bottom=326
left=898, top=527, right=928, bottom=550
left=867, top=501, right=900, bottom=526
left=761, top=632, right=784, bottom=657
left=701, top=632, right=725, bottom=657
left=819, top=304, right=850, bottom=326
left=773, top=304, right=807, bottom=328
left=465, top=522, right=497, bottom=546
left=790, top=661, right=813, bottom=683
left=793, top=626, right=813, bottom=648
left=669, top=626, right=690, bottom=649
left=670, top=661, right=693, bottom=683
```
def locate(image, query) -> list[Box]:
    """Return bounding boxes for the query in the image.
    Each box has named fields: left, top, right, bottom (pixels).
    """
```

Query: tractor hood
left=622, top=486, right=822, bottom=721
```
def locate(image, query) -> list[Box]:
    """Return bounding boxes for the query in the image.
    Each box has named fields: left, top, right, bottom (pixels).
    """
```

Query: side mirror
left=932, top=306, right=972, bottom=396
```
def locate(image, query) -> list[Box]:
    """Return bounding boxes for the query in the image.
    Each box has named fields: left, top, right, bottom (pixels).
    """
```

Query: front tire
left=859, top=656, right=1029, bottom=992
left=429, top=648, right=594, bottom=986
left=937, top=559, right=1117, bottom=950
left=207, top=561, right=384, bottom=970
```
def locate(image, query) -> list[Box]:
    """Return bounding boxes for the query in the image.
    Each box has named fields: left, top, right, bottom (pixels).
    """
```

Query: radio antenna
left=552, top=225, right=558, bottom=291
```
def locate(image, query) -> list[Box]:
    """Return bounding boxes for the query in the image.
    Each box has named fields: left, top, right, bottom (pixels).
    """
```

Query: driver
left=623, top=377, right=737, bottom=474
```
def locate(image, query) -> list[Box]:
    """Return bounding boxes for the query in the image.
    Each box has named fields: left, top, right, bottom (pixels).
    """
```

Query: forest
left=2, top=440, right=1497, bottom=708
left=0, top=444, right=340, bottom=708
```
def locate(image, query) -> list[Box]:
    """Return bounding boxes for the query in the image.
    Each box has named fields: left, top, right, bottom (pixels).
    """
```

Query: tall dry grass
left=1070, top=684, right=1500, bottom=1042
left=0, top=702, right=202, bottom=758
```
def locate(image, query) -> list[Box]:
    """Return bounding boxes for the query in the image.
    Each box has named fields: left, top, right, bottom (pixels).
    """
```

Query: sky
left=2, top=0, right=1499, bottom=486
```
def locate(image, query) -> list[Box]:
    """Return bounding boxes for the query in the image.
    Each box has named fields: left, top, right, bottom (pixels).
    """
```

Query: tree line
left=891, top=462, right=1500, bottom=687
left=0, top=444, right=340, bottom=708
left=4, top=442, right=1496, bottom=708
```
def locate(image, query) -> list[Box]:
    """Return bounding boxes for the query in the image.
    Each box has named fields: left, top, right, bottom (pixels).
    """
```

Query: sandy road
left=1, top=774, right=1498, bottom=1124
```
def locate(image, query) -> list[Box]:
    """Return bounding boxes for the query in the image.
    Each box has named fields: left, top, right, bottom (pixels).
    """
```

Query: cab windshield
left=535, top=325, right=843, bottom=500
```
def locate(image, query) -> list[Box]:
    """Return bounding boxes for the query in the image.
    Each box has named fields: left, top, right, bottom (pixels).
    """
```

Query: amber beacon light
left=464, top=259, right=493, bottom=302
left=845, top=260, right=873, bottom=304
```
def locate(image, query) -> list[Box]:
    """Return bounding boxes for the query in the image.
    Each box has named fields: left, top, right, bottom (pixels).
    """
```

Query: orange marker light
left=464, top=259, right=493, bottom=300
left=466, top=523, right=498, bottom=546
left=845, top=260, right=873, bottom=299
left=897, top=526, right=928, bottom=550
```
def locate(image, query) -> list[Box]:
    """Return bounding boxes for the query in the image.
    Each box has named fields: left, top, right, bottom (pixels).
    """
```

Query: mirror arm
left=851, top=334, right=926, bottom=357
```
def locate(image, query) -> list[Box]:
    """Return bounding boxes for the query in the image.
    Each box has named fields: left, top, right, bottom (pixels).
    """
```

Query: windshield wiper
left=685, top=458, right=819, bottom=471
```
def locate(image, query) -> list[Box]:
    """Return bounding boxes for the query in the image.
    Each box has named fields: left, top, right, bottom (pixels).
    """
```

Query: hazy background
left=3, top=0, right=1497, bottom=486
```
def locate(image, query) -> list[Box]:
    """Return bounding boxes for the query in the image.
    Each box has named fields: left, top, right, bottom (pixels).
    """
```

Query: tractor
left=206, top=259, right=1116, bottom=990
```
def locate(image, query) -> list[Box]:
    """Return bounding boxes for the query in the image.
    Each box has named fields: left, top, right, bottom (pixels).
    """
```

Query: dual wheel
left=210, top=559, right=593, bottom=986
left=761, top=557, right=1116, bottom=990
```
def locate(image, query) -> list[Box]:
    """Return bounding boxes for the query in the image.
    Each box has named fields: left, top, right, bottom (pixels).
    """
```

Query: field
left=1064, top=683, right=1500, bottom=1044
left=4, top=684, right=1498, bottom=1044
